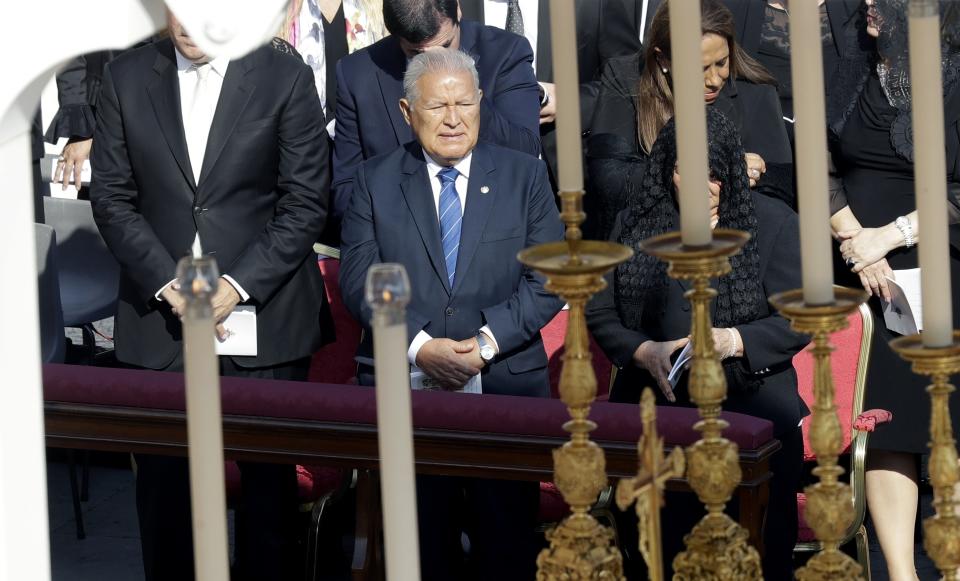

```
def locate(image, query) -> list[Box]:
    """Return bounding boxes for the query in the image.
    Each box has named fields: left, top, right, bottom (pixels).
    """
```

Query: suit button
left=681, top=304, right=690, bottom=312
left=445, top=307, right=454, bottom=316
left=193, top=206, right=202, bottom=214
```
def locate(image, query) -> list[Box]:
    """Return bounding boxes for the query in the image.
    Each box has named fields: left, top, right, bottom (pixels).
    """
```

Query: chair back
left=42, top=197, right=120, bottom=325
left=36, top=224, right=66, bottom=363
left=793, top=301, right=874, bottom=460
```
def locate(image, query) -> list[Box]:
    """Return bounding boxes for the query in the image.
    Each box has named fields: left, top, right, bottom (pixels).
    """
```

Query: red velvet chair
left=792, top=301, right=892, bottom=576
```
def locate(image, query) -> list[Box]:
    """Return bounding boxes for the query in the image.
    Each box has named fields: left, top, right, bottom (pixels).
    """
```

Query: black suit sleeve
left=226, top=64, right=329, bottom=303
left=478, top=35, right=542, bottom=157
left=585, top=216, right=651, bottom=368
left=90, top=62, right=179, bottom=303
left=578, top=0, right=642, bottom=122
left=339, top=163, right=432, bottom=341
left=735, top=207, right=809, bottom=372
left=480, top=162, right=565, bottom=353
left=331, top=59, right=361, bottom=224
left=742, top=84, right=794, bottom=206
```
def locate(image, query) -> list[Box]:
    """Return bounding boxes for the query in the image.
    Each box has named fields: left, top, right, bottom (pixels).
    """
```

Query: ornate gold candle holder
left=616, top=388, right=686, bottom=581
left=519, top=190, right=632, bottom=579
left=638, top=229, right=762, bottom=580
left=768, top=287, right=869, bottom=581
left=889, top=333, right=960, bottom=581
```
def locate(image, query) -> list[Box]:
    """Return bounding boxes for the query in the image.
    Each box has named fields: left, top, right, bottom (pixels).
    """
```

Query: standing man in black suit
left=458, top=0, right=641, bottom=184
left=90, top=12, right=330, bottom=581
left=331, top=0, right=543, bottom=224
left=340, top=49, right=564, bottom=580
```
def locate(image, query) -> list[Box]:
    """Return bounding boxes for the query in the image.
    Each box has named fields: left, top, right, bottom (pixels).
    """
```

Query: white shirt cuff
left=155, top=278, right=178, bottom=301
left=221, top=275, right=250, bottom=302
left=408, top=330, right=432, bottom=366
left=479, top=325, right=499, bottom=354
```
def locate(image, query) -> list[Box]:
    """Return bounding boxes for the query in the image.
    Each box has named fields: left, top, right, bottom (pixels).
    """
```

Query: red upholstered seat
left=793, top=312, right=864, bottom=460
left=790, top=302, right=890, bottom=571
left=309, top=259, right=362, bottom=385
left=542, top=310, right=613, bottom=399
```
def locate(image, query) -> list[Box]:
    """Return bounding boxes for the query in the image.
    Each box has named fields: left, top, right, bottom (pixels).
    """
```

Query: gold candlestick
left=769, top=287, right=868, bottom=581
left=616, top=388, right=686, bottom=581
left=638, top=229, right=762, bottom=580
left=520, top=190, right=632, bottom=580
left=890, top=333, right=960, bottom=580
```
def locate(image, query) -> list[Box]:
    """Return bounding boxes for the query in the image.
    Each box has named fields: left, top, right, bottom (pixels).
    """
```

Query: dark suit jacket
left=90, top=38, right=331, bottom=370
left=339, top=142, right=565, bottom=397
left=459, top=0, right=640, bottom=187
left=586, top=194, right=809, bottom=434
left=332, top=20, right=542, bottom=221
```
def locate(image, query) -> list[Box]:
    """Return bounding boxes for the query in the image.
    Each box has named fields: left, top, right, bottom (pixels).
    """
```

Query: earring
left=662, top=67, right=669, bottom=74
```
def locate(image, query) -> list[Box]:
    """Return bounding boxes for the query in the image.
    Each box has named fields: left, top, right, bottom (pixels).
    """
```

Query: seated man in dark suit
left=339, top=48, right=564, bottom=581
left=332, top=0, right=542, bottom=228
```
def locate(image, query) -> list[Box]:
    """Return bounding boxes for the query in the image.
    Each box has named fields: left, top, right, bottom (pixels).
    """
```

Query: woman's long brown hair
left=637, top=0, right=777, bottom=152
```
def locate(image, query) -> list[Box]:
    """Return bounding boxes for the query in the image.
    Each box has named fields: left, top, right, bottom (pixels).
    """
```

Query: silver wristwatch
left=894, top=216, right=915, bottom=248
left=477, top=333, right=496, bottom=363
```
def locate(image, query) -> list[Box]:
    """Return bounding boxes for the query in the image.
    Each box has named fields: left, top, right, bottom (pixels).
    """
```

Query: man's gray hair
left=403, top=48, right=481, bottom=104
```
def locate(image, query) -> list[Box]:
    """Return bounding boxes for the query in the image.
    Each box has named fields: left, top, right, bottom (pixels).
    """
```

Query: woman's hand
left=632, top=338, right=689, bottom=403
left=745, top=152, right=766, bottom=188
left=856, top=258, right=895, bottom=302
left=54, top=137, right=92, bottom=191
left=712, top=327, right=743, bottom=359
left=838, top=225, right=902, bottom=272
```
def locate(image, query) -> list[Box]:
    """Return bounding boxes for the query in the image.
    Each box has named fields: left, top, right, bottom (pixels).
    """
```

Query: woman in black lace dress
left=587, top=109, right=807, bottom=580
left=828, top=1, right=960, bottom=578
left=584, top=0, right=792, bottom=241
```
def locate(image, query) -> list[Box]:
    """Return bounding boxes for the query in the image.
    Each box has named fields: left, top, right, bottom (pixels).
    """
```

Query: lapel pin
left=480, top=186, right=490, bottom=194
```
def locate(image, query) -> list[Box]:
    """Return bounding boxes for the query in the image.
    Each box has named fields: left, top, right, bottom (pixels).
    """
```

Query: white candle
left=909, top=0, right=953, bottom=347
left=789, top=0, right=835, bottom=305
left=366, top=265, right=421, bottom=580
left=549, top=0, right=584, bottom=192
left=669, top=0, right=711, bottom=246
left=179, top=255, right=230, bottom=581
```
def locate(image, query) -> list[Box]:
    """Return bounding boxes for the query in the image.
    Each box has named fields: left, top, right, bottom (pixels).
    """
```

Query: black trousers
left=135, top=355, right=309, bottom=581
left=618, top=426, right=803, bottom=581
left=415, top=474, right=540, bottom=581
left=358, top=365, right=541, bottom=580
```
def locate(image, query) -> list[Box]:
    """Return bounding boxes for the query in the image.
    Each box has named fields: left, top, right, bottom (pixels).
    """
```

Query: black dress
left=834, top=71, right=960, bottom=454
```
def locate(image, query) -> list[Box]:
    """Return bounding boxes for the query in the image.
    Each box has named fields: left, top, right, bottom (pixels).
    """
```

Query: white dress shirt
left=155, top=49, right=248, bottom=302
left=483, top=0, right=540, bottom=73
left=407, top=150, right=500, bottom=365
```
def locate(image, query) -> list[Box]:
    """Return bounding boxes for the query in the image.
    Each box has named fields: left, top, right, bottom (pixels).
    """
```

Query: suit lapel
left=536, top=0, right=553, bottom=83
left=400, top=148, right=451, bottom=294
left=147, top=44, right=196, bottom=190
left=198, top=56, right=255, bottom=189
left=376, top=44, right=411, bottom=145
left=451, top=148, right=496, bottom=295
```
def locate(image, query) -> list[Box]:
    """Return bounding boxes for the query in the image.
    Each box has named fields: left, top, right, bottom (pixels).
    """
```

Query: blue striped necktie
left=437, top=167, right=462, bottom=288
